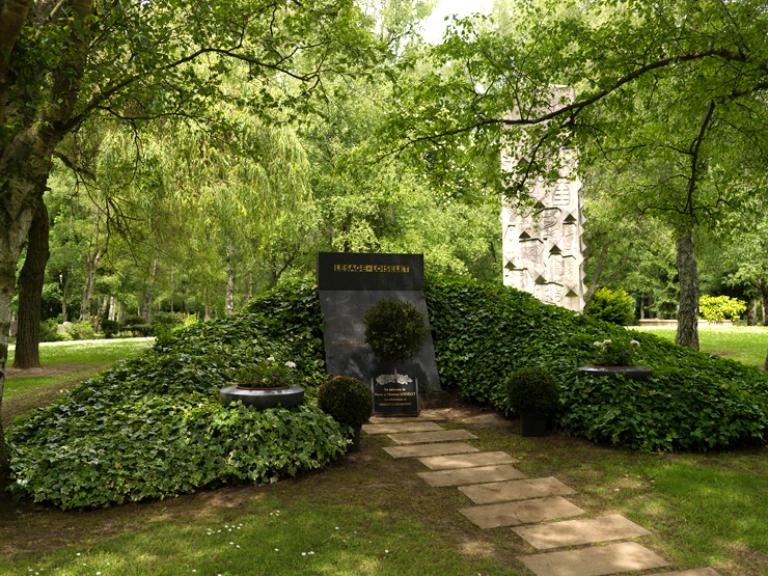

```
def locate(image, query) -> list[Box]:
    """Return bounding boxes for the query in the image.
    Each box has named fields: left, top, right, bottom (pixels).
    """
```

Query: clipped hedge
left=8, top=283, right=347, bottom=509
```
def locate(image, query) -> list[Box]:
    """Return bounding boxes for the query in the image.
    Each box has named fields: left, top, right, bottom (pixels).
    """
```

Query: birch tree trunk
left=80, top=248, right=101, bottom=321
left=142, top=259, right=159, bottom=324
left=225, top=245, right=236, bottom=316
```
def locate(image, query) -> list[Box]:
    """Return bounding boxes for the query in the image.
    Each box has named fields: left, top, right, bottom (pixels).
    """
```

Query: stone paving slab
left=363, top=421, right=445, bottom=435
left=369, top=415, right=445, bottom=424
left=649, top=570, right=720, bottom=576
left=459, top=477, right=575, bottom=505
left=459, top=496, right=584, bottom=529
left=387, top=429, right=477, bottom=445
left=417, top=464, right=526, bottom=487
left=418, top=451, right=518, bottom=470
left=519, top=541, right=669, bottom=576
left=383, top=442, right=479, bottom=459
left=512, top=513, right=651, bottom=550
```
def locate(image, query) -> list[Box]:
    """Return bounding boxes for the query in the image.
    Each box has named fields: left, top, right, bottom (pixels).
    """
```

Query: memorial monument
left=500, top=88, right=585, bottom=312
left=317, top=252, right=441, bottom=416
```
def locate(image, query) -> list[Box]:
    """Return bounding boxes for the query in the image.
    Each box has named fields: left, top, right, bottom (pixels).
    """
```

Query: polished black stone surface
left=318, top=252, right=441, bottom=395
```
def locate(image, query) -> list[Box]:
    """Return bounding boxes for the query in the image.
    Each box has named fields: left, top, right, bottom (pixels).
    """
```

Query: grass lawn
left=2, top=338, right=153, bottom=426
left=1, top=419, right=766, bottom=575
left=635, top=325, right=768, bottom=369
left=7, top=337, right=154, bottom=366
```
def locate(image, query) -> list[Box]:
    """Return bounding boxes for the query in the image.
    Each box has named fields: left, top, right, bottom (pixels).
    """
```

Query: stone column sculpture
left=500, top=88, right=585, bottom=312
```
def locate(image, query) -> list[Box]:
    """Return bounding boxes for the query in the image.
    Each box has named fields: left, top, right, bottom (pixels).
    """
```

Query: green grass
left=4, top=376, right=59, bottom=400
left=7, top=337, right=153, bottom=366
left=2, top=338, right=153, bottom=425
left=2, top=426, right=767, bottom=575
left=635, top=325, right=768, bottom=369
left=0, top=495, right=518, bottom=576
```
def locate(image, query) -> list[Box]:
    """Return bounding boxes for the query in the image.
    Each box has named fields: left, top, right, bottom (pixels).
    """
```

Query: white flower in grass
left=630, top=339, right=640, bottom=348
left=285, top=361, right=297, bottom=369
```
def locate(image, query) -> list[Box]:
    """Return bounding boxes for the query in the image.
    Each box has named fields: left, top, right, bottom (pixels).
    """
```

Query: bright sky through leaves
left=420, top=0, right=493, bottom=43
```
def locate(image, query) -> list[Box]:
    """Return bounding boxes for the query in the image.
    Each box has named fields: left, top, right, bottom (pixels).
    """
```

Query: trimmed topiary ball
left=318, top=375, right=373, bottom=428
left=506, top=367, right=559, bottom=415
left=363, top=298, right=427, bottom=361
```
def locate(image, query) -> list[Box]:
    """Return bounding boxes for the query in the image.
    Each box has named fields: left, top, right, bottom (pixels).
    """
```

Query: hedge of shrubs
left=9, top=277, right=768, bottom=509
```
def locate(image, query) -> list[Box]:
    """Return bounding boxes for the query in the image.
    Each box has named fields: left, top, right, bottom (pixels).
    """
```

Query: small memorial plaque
left=372, top=372, right=419, bottom=416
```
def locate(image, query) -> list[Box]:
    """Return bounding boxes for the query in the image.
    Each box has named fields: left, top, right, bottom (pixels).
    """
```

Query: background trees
left=389, top=0, right=768, bottom=349
left=0, top=0, right=382, bottom=471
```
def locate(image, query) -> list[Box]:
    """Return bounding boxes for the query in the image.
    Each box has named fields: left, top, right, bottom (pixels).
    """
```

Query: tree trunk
left=0, top=0, right=94, bottom=473
left=675, top=230, right=699, bottom=350
left=142, top=259, right=159, bottom=323
left=59, top=273, right=68, bottom=322
left=95, top=295, right=108, bottom=328
left=107, top=296, right=117, bottom=321
left=225, top=246, right=235, bottom=316
left=14, top=201, right=50, bottom=369
left=584, top=243, right=609, bottom=305
left=79, top=248, right=100, bottom=321
left=0, top=259, right=17, bottom=473
left=759, top=281, right=768, bottom=327
left=747, top=298, right=757, bottom=326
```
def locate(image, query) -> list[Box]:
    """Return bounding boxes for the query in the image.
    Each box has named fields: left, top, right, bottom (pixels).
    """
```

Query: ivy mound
left=9, top=278, right=768, bottom=509
left=426, top=277, right=768, bottom=452
left=8, top=292, right=347, bottom=510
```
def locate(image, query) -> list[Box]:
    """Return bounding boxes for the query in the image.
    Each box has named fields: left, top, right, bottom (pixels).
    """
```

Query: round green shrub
left=363, top=298, right=427, bottom=361
left=318, top=375, right=372, bottom=428
left=506, top=367, right=559, bottom=415
left=584, top=287, right=636, bottom=325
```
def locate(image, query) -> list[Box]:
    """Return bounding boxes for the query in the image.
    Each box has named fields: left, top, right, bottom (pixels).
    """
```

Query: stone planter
left=577, top=365, right=653, bottom=380
left=220, top=385, right=305, bottom=410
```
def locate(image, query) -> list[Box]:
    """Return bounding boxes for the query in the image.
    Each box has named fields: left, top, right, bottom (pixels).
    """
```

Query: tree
left=1, top=0, right=380, bottom=470
left=389, top=0, right=768, bottom=349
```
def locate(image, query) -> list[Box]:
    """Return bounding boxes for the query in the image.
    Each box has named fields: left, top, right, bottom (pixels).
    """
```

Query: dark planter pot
left=520, top=413, right=549, bottom=437
left=220, top=385, right=305, bottom=410
left=577, top=365, right=653, bottom=380
left=349, top=425, right=362, bottom=452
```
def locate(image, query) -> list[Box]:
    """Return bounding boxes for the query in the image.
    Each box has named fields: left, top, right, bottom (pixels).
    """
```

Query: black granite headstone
left=318, top=252, right=441, bottom=416
left=372, top=373, right=419, bottom=415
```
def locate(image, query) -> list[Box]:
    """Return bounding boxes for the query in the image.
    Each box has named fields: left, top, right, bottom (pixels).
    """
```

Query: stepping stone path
left=367, top=418, right=721, bottom=576
left=460, top=477, right=576, bottom=504
left=418, top=464, right=525, bottom=487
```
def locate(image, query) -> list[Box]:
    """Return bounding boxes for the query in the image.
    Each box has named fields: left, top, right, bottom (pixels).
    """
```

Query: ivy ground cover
left=7, top=277, right=768, bottom=510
